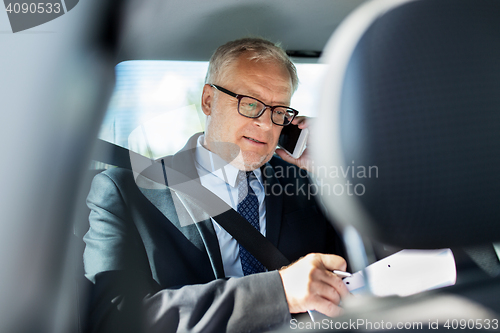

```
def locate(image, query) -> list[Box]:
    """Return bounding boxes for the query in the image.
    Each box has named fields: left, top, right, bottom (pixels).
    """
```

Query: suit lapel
left=262, top=162, right=283, bottom=248
left=193, top=221, right=225, bottom=279
left=167, top=133, right=225, bottom=278
left=135, top=173, right=208, bottom=254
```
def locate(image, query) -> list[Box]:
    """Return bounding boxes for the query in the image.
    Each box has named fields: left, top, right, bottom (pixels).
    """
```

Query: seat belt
left=464, top=244, right=500, bottom=277
left=92, top=139, right=291, bottom=271
left=173, top=186, right=291, bottom=271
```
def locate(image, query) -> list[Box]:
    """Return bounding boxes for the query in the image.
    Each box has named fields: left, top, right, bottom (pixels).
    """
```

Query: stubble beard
left=206, top=140, right=269, bottom=171
left=231, top=150, right=270, bottom=171
left=204, top=114, right=272, bottom=171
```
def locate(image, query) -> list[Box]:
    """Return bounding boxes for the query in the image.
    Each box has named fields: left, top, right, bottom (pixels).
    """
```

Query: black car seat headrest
left=314, top=0, right=500, bottom=249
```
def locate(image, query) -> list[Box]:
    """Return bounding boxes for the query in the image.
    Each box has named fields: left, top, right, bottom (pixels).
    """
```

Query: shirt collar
left=195, top=135, right=263, bottom=188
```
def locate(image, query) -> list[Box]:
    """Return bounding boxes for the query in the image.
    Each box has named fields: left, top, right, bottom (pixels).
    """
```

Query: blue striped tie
left=237, top=171, right=266, bottom=275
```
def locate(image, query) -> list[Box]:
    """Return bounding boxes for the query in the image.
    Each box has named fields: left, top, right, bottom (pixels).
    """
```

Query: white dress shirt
left=194, top=135, right=267, bottom=277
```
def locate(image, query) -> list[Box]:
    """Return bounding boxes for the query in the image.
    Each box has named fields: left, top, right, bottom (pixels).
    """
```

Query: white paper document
left=343, top=248, right=457, bottom=297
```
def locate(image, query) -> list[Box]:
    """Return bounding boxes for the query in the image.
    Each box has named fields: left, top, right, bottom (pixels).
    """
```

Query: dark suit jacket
left=83, top=133, right=344, bottom=333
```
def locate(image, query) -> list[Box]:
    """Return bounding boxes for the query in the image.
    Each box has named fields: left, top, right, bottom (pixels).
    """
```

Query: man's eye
left=241, top=101, right=259, bottom=111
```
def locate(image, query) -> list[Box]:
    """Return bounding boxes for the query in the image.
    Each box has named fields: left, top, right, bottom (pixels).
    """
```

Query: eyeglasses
left=210, top=84, right=298, bottom=126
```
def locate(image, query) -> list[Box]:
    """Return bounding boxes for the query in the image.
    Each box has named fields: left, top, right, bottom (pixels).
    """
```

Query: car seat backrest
left=315, top=0, right=500, bottom=250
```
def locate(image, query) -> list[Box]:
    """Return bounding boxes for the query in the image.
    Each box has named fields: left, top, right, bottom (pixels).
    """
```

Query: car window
left=98, top=60, right=327, bottom=160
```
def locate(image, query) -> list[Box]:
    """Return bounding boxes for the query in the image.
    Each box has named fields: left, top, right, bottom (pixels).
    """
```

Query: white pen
left=333, top=270, right=352, bottom=278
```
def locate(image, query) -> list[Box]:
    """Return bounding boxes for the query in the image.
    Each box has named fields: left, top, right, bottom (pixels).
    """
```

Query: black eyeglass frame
left=209, top=84, right=299, bottom=126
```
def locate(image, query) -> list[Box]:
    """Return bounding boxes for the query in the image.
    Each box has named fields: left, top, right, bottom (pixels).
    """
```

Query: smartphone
left=277, top=124, right=309, bottom=159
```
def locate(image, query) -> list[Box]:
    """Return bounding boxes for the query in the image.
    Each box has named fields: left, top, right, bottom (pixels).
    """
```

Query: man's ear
left=201, top=84, right=213, bottom=116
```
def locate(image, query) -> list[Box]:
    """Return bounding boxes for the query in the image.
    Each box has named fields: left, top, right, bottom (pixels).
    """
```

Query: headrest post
left=343, top=226, right=373, bottom=294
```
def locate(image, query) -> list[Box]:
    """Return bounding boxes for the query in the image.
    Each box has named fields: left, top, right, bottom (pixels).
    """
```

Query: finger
left=325, top=272, right=351, bottom=299
left=292, top=116, right=307, bottom=127
left=313, top=270, right=347, bottom=302
left=315, top=269, right=352, bottom=303
left=311, top=278, right=342, bottom=305
left=310, top=296, right=344, bottom=318
left=299, top=147, right=310, bottom=159
left=315, top=254, right=350, bottom=299
left=318, top=254, right=347, bottom=272
left=335, top=277, right=351, bottom=299
left=276, top=148, right=312, bottom=172
left=275, top=148, right=296, bottom=163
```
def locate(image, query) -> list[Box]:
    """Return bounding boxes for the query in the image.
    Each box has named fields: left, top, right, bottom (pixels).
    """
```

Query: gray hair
left=205, top=37, right=299, bottom=92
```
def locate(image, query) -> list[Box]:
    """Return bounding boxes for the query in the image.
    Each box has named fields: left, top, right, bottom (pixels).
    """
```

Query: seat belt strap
left=158, top=160, right=291, bottom=271
left=92, top=139, right=291, bottom=271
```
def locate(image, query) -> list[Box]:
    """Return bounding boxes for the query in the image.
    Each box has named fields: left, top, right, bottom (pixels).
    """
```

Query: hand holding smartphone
left=277, top=124, right=309, bottom=159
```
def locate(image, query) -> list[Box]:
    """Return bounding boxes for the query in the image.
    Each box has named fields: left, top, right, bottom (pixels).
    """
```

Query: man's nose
left=254, top=107, right=273, bottom=130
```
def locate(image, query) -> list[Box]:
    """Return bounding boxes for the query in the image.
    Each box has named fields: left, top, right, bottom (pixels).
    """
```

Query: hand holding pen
left=279, top=253, right=351, bottom=318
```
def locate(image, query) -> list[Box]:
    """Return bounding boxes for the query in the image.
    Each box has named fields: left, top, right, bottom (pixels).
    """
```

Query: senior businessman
left=83, top=37, right=349, bottom=333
